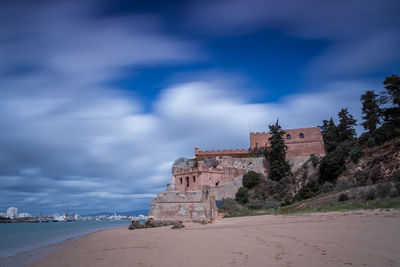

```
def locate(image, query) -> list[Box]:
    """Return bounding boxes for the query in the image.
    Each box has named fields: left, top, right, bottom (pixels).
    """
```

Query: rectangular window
left=193, top=176, right=196, bottom=183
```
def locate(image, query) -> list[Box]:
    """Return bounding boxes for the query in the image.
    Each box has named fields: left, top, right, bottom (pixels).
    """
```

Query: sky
left=1, top=0, right=399, bottom=215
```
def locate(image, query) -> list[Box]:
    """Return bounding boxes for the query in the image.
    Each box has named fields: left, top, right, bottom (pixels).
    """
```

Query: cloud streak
left=187, top=0, right=400, bottom=77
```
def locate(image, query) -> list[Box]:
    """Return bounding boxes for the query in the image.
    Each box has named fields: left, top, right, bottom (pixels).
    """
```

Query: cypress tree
left=267, top=120, right=291, bottom=181
left=320, top=118, right=339, bottom=152
left=337, top=108, right=357, bottom=142
left=360, top=90, right=381, bottom=132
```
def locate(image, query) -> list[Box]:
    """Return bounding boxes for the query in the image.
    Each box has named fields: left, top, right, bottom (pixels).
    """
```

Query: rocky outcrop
left=128, top=219, right=185, bottom=230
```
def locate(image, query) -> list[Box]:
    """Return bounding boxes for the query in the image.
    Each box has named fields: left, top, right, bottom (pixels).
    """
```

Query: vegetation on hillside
left=220, top=74, right=400, bottom=216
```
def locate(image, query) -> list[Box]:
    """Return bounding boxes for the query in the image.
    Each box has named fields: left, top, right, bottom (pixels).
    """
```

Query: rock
left=128, top=219, right=145, bottom=230
left=171, top=221, right=185, bottom=229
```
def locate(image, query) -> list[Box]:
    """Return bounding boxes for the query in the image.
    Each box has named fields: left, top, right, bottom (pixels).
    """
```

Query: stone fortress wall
left=173, top=156, right=266, bottom=194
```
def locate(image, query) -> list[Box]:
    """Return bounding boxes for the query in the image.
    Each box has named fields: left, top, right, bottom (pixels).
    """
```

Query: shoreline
left=0, top=223, right=128, bottom=267
left=27, top=209, right=400, bottom=267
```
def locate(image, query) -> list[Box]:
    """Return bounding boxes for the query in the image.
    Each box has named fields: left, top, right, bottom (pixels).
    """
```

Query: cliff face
left=338, top=137, right=400, bottom=185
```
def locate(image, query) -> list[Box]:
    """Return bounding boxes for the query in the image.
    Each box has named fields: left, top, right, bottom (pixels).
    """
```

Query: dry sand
left=29, top=210, right=400, bottom=267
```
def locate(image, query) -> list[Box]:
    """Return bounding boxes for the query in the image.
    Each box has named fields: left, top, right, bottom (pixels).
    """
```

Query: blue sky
left=0, top=0, right=399, bottom=215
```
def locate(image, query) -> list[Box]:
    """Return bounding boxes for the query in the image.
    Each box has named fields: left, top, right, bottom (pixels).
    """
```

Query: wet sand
left=29, top=210, right=400, bottom=267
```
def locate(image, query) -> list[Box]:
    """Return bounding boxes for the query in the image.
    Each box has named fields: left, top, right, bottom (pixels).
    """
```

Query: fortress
left=148, top=126, right=325, bottom=221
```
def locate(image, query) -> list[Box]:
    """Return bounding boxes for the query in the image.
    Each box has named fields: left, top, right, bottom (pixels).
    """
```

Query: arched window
left=255, top=142, right=258, bottom=148
left=299, top=133, right=304, bottom=139
left=180, top=177, right=183, bottom=184
left=286, top=134, right=291, bottom=140
left=193, top=176, right=196, bottom=183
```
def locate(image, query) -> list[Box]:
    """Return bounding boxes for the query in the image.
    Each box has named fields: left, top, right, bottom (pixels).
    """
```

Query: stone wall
left=173, top=156, right=266, bottom=193
left=148, top=186, right=217, bottom=221
left=195, top=147, right=249, bottom=159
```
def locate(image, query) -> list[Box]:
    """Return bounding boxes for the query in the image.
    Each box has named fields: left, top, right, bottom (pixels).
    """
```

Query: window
left=286, top=134, right=291, bottom=140
left=186, top=177, right=189, bottom=187
left=255, top=142, right=258, bottom=148
left=299, top=133, right=304, bottom=139
left=193, top=176, right=196, bottom=183
left=180, top=177, right=183, bottom=184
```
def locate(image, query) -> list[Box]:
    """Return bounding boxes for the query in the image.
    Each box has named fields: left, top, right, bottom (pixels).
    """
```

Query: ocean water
left=0, top=220, right=130, bottom=258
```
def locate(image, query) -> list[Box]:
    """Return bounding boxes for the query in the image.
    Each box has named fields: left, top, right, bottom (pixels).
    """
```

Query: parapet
left=195, top=147, right=249, bottom=159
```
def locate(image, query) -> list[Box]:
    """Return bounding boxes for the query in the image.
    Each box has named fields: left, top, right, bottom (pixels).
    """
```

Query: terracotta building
left=250, top=126, right=326, bottom=158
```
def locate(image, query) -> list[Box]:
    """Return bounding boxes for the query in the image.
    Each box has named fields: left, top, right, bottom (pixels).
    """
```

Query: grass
left=223, top=197, right=400, bottom=218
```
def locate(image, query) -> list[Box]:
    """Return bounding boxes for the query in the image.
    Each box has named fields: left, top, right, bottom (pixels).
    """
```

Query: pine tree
left=320, top=118, right=339, bottom=152
left=267, top=120, right=291, bottom=181
left=337, top=108, right=357, bottom=142
left=382, top=75, right=400, bottom=126
left=361, top=90, right=381, bottom=132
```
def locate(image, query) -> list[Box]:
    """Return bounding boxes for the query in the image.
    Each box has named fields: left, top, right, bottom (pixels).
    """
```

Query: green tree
left=361, top=90, right=381, bottom=132
left=235, top=187, right=249, bottom=204
left=266, top=120, right=291, bottom=181
left=381, top=75, right=400, bottom=126
left=337, top=108, right=357, bottom=142
left=242, top=171, right=262, bottom=189
left=320, top=118, right=339, bottom=152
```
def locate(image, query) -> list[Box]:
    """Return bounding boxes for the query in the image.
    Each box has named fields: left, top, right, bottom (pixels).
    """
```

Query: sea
left=0, top=220, right=130, bottom=259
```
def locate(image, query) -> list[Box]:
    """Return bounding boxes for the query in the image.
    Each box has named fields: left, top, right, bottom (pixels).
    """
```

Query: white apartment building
left=7, top=207, right=18, bottom=219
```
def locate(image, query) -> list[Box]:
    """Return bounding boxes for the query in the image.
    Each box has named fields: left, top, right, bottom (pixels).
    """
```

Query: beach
left=28, top=210, right=400, bottom=267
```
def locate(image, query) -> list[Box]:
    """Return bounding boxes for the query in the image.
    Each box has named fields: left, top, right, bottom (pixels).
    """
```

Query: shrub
left=310, top=154, right=320, bottom=167
left=366, top=137, right=377, bottom=147
left=263, top=198, right=280, bottom=209
left=373, top=123, right=398, bottom=145
left=281, top=197, right=293, bottom=207
left=389, top=171, right=400, bottom=182
left=247, top=198, right=264, bottom=209
left=354, top=170, right=369, bottom=186
left=295, top=180, right=320, bottom=201
left=395, top=183, right=400, bottom=196
left=322, top=182, right=334, bottom=193
left=377, top=183, right=392, bottom=198
left=218, top=198, right=244, bottom=215
left=335, top=180, right=350, bottom=191
left=338, top=193, right=349, bottom=202
left=235, top=187, right=249, bottom=204
left=368, top=166, right=382, bottom=183
left=358, top=132, right=370, bottom=146
left=350, top=145, right=363, bottom=163
left=242, top=171, right=262, bottom=189
left=319, top=139, right=355, bottom=182
left=363, top=187, right=376, bottom=200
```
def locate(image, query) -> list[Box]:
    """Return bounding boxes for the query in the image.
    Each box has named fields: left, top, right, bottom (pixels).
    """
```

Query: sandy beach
left=28, top=210, right=400, bottom=267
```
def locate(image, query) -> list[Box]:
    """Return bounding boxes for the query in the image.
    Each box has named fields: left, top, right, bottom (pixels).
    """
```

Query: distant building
left=18, top=212, right=32, bottom=218
left=7, top=207, right=18, bottom=219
